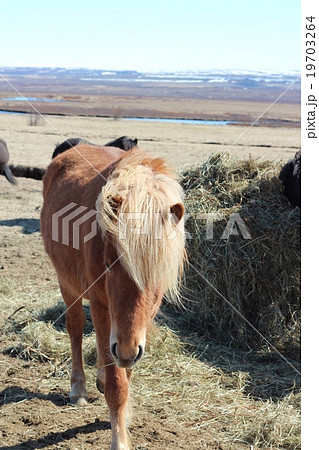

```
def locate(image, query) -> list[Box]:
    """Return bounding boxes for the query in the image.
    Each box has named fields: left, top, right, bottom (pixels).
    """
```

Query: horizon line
left=0, top=65, right=301, bottom=76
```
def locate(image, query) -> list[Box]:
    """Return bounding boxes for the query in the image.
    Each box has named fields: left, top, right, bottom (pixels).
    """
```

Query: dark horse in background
left=279, top=150, right=301, bottom=208
left=52, top=136, right=138, bottom=159
left=0, top=138, right=16, bottom=184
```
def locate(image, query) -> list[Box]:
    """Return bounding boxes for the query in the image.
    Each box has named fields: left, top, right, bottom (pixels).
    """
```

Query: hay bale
left=179, top=152, right=300, bottom=353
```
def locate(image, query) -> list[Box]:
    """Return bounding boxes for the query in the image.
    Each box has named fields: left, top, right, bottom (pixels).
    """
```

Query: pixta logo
left=51, top=204, right=251, bottom=249
left=52, top=202, right=97, bottom=250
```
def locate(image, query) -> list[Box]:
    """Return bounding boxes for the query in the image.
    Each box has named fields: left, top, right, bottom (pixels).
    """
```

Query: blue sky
left=1, top=0, right=300, bottom=72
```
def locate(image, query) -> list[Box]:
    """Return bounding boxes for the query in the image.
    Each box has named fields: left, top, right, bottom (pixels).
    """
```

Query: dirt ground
left=0, top=115, right=300, bottom=449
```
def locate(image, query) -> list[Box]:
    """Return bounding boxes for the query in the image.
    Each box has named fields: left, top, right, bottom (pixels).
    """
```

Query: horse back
left=41, top=145, right=124, bottom=294
left=43, top=145, right=124, bottom=198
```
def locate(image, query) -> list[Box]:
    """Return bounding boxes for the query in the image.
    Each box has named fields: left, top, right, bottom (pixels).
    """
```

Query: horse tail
left=3, top=164, right=16, bottom=184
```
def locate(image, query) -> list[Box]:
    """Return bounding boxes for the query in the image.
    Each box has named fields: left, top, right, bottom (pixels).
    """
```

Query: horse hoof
left=96, top=378, right=104, bottom=394
left=70, top=395, right=88, bottom=406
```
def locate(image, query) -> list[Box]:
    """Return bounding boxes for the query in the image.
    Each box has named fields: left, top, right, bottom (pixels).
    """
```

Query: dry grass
left=180, top=152, right=301, bottom=354
left=0, top=280, right=300, bottom=449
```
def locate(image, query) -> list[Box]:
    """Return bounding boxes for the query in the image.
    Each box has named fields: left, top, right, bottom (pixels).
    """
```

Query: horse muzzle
left=111, top=342, right=144, bottom=369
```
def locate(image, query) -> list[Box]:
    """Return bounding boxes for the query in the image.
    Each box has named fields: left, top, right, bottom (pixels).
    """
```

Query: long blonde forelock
left=96, top=150, right=185, bottom=300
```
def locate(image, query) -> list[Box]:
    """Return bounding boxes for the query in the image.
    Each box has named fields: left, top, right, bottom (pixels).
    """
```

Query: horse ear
left=170, top=202, right=185, bottom=223
left=109, top=195, right=123, bottom=214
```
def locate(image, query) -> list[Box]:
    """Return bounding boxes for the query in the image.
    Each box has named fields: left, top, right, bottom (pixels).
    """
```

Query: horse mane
left=96, top=149, right=185, bottom=300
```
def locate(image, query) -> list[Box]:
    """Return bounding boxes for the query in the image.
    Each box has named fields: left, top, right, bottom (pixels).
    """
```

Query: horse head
left=96, top=152, right=185, bottom=370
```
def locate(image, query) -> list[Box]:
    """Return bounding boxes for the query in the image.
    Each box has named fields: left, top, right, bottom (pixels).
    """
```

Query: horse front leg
left=60, top=283, right=88, bottom=405
left=90, top=297, right=130, bottom=450
left=106, top=365, right=130, bottom=450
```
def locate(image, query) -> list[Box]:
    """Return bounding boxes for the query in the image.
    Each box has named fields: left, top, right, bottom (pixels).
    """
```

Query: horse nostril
left=135, top=345, right=143, bottom=363
left=111, top=343, right=118, bottom=359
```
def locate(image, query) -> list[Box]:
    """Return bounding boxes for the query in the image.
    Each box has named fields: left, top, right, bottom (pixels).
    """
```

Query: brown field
left=0, top=92, right=300, bottom=125
left=0, top=113, right=300, bottom=170
left=0, top=108, right=300, bottom=449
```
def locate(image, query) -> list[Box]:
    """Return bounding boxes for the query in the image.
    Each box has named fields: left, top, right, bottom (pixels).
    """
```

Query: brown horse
left=41, top=144, right=185, bottom=449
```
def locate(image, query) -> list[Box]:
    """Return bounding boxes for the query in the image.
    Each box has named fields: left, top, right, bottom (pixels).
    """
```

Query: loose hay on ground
left=0, top=280, right=300, bottom=449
